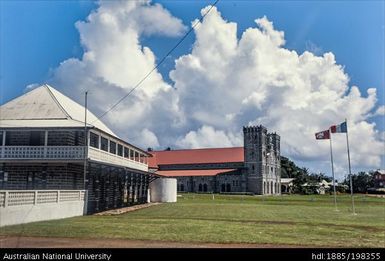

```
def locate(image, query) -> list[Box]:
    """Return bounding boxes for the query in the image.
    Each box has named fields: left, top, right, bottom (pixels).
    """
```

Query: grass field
left=1, top=194, right=384, bottom=247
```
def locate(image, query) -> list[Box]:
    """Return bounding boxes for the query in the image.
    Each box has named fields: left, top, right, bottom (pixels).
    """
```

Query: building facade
left=373, top=170, right=385, bottom=189
left=0, top=85, right=154, bottom=216
left=149, top=125, right=281, bottom=195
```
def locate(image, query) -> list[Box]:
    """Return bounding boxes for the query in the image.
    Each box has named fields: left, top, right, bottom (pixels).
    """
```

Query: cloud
left=374, top=105, right=385, bottom=116
left=305, top=40, right=323, bottom=55
left=48, top=3, right=383, bottom=178
left=50, top=0, right=186, bottom=143
left=140, top=128, right=160, bottom=149
left=176, top=125, right=241, bottom=149
left=169, top=7, right=384, bottom=177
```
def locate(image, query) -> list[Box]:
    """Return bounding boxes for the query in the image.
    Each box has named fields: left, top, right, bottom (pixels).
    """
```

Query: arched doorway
left=221, top=184, right=225, bottom=192
left=264, top=181, right=267, bottom=194
left=180, top=184, right=184, bottom=192
left=226, top=183, right=231, bottom=192
left=198, top=184, right=202, bottom=192
left=203, top=184, right=208, bottom=192
left=271, top=181, right=274, bottom=194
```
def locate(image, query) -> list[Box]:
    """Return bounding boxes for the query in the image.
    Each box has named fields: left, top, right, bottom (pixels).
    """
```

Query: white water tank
left=149, top=178, right=177, bottom=202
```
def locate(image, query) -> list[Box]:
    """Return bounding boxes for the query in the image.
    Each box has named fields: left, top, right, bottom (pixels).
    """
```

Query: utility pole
left=83, top=91, right=88, bottom=190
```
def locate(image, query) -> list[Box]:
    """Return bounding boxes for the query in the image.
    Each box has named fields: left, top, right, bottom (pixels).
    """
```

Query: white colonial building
left=0, top=84, right=162, bottom=226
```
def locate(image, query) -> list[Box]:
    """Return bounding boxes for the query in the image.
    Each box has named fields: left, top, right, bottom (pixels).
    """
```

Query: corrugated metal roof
left=148, top=147, right=244, bottom=168
left=0, top=119, right=86, bottom=128
left=1, top=85, right=68, bottom=120
left=0, top=84, right=116, bottom=137
left=156, top=169, right=238, bottom=177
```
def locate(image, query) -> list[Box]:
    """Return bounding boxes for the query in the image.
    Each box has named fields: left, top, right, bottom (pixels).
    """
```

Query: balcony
left=0, top=146, right=84, bottom=160
left=88, top=147, right=148, bottom=172
left=0, top=146, right=148, bottom=172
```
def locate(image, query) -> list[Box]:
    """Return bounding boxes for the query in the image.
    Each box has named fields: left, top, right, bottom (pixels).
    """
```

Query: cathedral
left=149, top=125, right=281, bottom=195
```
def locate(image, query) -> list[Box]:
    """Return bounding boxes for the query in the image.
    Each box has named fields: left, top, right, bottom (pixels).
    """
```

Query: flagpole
left=345, top=119, right=356, bottom=215
left=329, top=128, right=338, bottom=211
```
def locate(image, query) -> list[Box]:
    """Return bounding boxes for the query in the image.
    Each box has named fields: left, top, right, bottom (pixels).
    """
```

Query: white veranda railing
left=0, top=190, right=85, bottom=207
left=0, top=146, right=84, bottom=159
left=0, top=146, right=148, bottom=172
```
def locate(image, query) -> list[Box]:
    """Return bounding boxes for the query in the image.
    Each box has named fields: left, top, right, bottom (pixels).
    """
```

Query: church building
left=149, top=126, right=281, bottom=195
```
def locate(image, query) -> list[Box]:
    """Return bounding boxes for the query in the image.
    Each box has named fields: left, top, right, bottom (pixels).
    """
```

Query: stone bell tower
left=243, top=125, right=280, bottom=195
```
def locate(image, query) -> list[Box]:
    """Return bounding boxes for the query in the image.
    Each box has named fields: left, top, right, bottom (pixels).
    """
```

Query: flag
left=315, top=130, right=330, bottom=140
left=330, top=121, right=347, bottom=133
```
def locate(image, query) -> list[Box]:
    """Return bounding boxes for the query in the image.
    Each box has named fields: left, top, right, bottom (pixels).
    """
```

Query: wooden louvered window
left=101, top=137, right=108, bottom=152
left=89, top=132, right=99, bottom=148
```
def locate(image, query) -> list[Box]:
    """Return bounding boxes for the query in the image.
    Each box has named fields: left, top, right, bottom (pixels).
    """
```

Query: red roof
left=156, top=169, right=237, bottom=177
left=148, top=147, right=244, bottom=169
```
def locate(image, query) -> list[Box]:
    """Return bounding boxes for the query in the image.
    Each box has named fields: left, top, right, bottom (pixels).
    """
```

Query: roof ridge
left=44, top=84, right=73, bottom=120
left=69, top=118, right=93, bottom=127
left=151, top=147, right=244, bottom=153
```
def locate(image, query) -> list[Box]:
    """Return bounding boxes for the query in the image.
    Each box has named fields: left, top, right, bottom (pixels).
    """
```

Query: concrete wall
left=0, top=201, right=85, bottom=227
left=149, top=178, right=177, bottom=202
left=0, top=190, right=85, bottom=227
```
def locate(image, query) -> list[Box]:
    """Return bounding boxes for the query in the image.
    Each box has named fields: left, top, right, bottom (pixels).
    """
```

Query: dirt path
left=0, top=236, right=302, bottom=248
left=93, top=203, right=161, bottom=216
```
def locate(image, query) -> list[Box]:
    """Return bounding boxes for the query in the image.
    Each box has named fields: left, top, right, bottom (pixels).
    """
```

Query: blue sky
left=2, top=1, right=384, bottom=107
left=0, top=1, right=96, bottom=104
left=1, top=1, right=384, bottom=174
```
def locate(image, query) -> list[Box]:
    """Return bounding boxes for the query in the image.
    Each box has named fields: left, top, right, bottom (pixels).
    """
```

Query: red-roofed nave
left=148, top=147, right=244, bottom=169
left=156, top=169, right=237, bottom=177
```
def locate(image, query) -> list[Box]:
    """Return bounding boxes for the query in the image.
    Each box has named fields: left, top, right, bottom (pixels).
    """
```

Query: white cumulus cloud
left=47, top=3, right=383, bottom=178
left=50, top=0, right=186, bottom=145
left=176, top=125, right=241, bottom=149
left=169, top=6, right=384, bottom=177
left=140, top=128, right=160, bottom=149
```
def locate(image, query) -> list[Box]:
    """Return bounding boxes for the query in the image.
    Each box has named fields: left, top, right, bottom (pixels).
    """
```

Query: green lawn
left=1, top=194, right=384, bottom=247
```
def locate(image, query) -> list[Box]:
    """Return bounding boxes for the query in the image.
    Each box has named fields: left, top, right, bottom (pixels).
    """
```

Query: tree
left=280, top=156, right=303, bottom=178
left=281, top=157, right=333, bottom=194
left=281, top=157, right=376, bottom=195
left=343, top=171, right=375, bottom=193
left=292, top=169, right=308, bottom=194
left=310, top=172, right=332, bottom=183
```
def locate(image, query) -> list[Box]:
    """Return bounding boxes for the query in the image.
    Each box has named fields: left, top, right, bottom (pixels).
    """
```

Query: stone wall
left=175, top=171, right=245, bottom=193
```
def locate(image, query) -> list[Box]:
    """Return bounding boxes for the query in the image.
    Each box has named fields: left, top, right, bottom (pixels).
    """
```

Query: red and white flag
left=315, top=129, right=330, bottom=140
